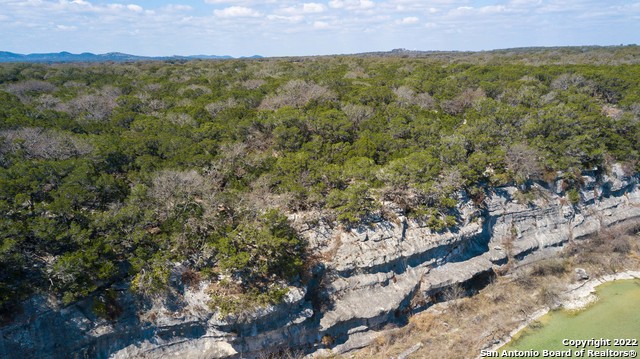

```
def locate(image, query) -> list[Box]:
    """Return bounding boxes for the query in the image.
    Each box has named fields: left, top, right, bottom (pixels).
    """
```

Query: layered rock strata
left=1, top=166, right=639, bottom=358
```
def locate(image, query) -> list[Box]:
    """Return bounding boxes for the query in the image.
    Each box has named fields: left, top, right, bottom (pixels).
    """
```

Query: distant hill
left=2, top=46, right=638, bottom=63
left=0, top=51, right=262, bottom=63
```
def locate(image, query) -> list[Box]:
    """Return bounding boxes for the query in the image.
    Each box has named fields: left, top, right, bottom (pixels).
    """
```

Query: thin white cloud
left=205, top=0, right=246, bottom=3
left=358, top=0, right=375, bottom=10
left=161, top=5, right=193, bottom=12
left=302, top=3, right=325, bottom=13
left=267, top=14, right=304, bottom=23
left=328, top=0, right=374, bottom=11
left=127, top=4, right=143, bottom=12
left=277, top=3, right=325, bottom=16
left=478, top=5, right=507, bottom=14
left=447, top=5, right=475, bottom=17
left=56, top=24, right=77, bottom=30
left=0, top=0, right=638, bottom=57
left=398, top=16, right=418, bottom=24
left=328, top=0, right=345, bottom=9
left=101, top=3, right=145, bottom=13
left=205, top=0, right=275, bottom=4
left=214, top=6, right=261, bottom=17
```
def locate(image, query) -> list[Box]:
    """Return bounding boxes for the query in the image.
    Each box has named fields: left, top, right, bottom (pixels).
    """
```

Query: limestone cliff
left=1, top=165, right=639, bottom=358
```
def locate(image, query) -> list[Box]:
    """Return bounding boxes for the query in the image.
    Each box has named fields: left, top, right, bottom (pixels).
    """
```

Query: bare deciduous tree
left=601, top=105, right=624, bottom=119
left=4, top=80, right=57, bottom=102
left=393, top=86, right=416, bottom=105
left=343, top=65, right=369, bottom=79
left=150, top=170, right=206, bottom=203
left=59, top=86, right=120, bottom=121
left=150, top=169, right=218, bottom=221
left=341, top=103, right=374, bottom=126
left=240, top=79, right=266, bottom=90
left=393, top=86, right=435, bottom=110
left=144, top=83, right=163, bottom=92
left=34, top=94, right=62, bottom=111
left=135, top=92, right=167, bottom=114
left=0, top=127, right=93, bottom=160
left=63, top=81, right=86, bottom=89
left=433, top=168, right=463, bottom=196
left=259, top=80, right=335, bottom=110
left=177, top=84, right=212, bottom=97
left=551, top=73, right=589, bottom=90
left=205, top=98, right=239, bottom=117
left=165, top=112, right=196, bottom=127
left=414, top=92, right=436, bottom=109
left=442, top=88, right=486, bottom=115
left=505, top=143, right=542, bottom=184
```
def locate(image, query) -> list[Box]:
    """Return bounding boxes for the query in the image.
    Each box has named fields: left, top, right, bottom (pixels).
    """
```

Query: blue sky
left=0, top=0, right=638, bottom=57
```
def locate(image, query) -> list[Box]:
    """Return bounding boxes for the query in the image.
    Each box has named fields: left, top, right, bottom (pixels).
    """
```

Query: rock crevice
left=1, top=167, right=639, bottom=358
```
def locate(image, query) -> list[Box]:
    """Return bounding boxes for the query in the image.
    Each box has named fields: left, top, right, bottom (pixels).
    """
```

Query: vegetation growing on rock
left=1, top=46, right=639, bottom=317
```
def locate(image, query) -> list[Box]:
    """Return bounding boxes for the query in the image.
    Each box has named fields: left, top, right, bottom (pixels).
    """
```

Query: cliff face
left=2, top=166, right=639, bottom=359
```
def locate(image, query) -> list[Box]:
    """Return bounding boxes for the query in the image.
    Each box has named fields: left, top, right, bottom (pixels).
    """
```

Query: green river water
left=493, top=278, right=640, bottom=358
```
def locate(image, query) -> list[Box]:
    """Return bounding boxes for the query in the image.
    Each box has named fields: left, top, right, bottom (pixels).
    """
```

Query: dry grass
left=341, top=225, right=640, bottom=359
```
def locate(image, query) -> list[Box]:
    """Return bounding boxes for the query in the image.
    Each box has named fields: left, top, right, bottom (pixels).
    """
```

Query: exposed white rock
left=1, top=171, right=639, bottom=359
left=398, top=342, right=424, bottom=359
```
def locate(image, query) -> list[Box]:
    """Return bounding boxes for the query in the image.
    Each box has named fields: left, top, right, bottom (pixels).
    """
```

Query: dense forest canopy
left=1, top=47, right=639, bottom=318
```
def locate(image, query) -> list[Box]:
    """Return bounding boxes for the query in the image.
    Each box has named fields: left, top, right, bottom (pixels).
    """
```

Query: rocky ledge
left=1, top=165, right=639, bottom=358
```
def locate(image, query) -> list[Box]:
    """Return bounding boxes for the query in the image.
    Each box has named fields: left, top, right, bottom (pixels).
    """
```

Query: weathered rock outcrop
left=1, top=166, right=639, bottom=358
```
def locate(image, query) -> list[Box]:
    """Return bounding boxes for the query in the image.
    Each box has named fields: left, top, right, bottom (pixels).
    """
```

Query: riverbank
left=562, top=270, right=640, bottom=310
left=480, top=270, right=640, bottom=357
left=344, top=224, right=640, bottom=359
